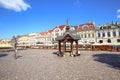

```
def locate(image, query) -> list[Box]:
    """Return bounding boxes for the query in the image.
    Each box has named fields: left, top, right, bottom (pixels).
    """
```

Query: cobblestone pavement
left=0, top=49, right=120, bottom=80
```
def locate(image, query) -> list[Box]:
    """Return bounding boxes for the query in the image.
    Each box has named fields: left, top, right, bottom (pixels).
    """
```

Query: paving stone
left=0, top=49, right=120, bottom=80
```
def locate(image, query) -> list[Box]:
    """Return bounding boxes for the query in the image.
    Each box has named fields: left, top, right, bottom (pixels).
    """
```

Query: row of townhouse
left=17, top=32, right=52, bottom=47
left=15, top=21, right=120, bottom=48
left=0, top=39, right=11, bottom=44
left=17, top=33, right=38, bottom=47
left=0, top=39, right=12, bottom=48
left=76, top=21, right=120, bottom=46
left=16, top=25, right=75, bottom=47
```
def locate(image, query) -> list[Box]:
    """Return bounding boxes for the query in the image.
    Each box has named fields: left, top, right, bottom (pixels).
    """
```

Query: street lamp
left=12, top=35, right=18, bottom=59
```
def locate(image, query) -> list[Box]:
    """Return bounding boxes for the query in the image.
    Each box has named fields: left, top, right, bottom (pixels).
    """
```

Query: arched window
left=98, top=33, right=100, bottom=37
left=107, top=39, right=111, bottom=43
left=55, top=29, right=59, bottom=32
left=117, top=39, right=120, bottom=42
left=99, top=40, right=103, bottom=43
left=107, top=32, right=111, bottom=37
left=70, top=27, right=75, bottom=32
left=102, top=32, right=105, bottom=37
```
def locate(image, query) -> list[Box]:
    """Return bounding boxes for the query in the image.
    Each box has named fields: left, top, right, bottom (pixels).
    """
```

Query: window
left=100, top=27, right=102, bottom=29
left=102, top=32, right=105, bottom=37
left=84, top=34, right=86, bottom=38
left=70, top=28, right=75, bottom=32
left=107, top=32, right=111, bottom=37
left=52, top=38, right=54, bottom=41
left=103, top=27, right=106, bottom=29
left=55, top=33, right=59, bottom=36
left=108, top=26, right=111, bottom=29
left=81, top=34, right=83, bottom=38
left=79, top=34, right=80, bottom=37
left=113, top=31, right=116, bottom=37
left=119, top=31, right=120, bottom=36
left=99, top=40, right=103, bottom=43
left=107, top=39, right=111, bottom=43
left=117, top=39, right=120, bottom=42
left=98, top=33, right=100, bottom=37
left=88, top=34, right=90, bottom=38
left=92, top=33, right=94, bottom=37
left=55, top=29, right=59, bottom=32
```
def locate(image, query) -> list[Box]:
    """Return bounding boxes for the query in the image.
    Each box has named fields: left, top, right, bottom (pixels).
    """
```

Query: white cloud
left=117, top=9, right=120, bottom=18
left=117, top=9, right=120, bottom=13
left=117, top=15, right=120, bottom=18
left=0, top=0, right=31, bottom=12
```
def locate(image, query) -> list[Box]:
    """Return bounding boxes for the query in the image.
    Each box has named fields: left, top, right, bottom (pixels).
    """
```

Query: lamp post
left=12, top=35, right=18, bottom=59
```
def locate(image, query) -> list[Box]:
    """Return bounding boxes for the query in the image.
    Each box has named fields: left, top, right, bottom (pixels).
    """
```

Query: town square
left=0, top=49, right=120, bottom=80
left=0, top=0, right=120, bottom=80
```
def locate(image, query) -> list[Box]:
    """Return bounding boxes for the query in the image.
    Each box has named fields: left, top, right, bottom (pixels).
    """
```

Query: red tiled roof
left=40, top=32, right=47, bottom=35
left=76, top=22, right=96, bottom=31
left=53, top=25, right=66, bottom=30
left=48, top=30, right=53, bottom=33
left=58, top=25, right=65, bottom=30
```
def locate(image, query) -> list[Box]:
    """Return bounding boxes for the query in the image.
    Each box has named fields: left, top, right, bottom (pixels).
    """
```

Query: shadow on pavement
left=93, top=53, right=120, bottom=70
left=52, top=52, right=57, bottom=55
left=0, top=54, right=8, bottom=58
left=17, top=56, right=22, bottom=58
left=52, top=51, right=59, bottom=56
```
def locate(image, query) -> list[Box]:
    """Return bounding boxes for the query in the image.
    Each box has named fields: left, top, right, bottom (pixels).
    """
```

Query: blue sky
left=0, top=0, right=120, bottom=39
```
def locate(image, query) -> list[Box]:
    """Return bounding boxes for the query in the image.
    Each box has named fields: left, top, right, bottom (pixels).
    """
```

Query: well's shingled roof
left=56, top=31, right=80, bottom=41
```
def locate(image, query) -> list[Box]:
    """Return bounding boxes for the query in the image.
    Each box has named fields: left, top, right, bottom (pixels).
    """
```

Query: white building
left=46, top=30, right=53, bottom=45
left=96, top=22, right=120, bottom=45
left=76, top=22, right=96, bottom=44
left=28, top=33, right=38, bottom=46
left=52, top=25, right=76, bottom=41
left=52, top=25, right=66, bottom=41
left=17, top=35, right=29, bottom=47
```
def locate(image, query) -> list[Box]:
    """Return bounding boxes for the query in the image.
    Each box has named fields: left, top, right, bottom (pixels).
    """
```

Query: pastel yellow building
left=17, top=35, right=29, bottom=47
left=0, top=39, right=12, bottom=48
left=76, top=22, right=96, bottom=44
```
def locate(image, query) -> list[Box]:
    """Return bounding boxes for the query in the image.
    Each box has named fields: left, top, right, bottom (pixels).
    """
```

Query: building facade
left=52, top=25, right=66, bottom=41
left=46, top=30, right=53, bottom=45
left=0, top=39, right=12, bottom=48
left=17, top=35, right=29, bottom=47
left=28, top=33, right=38, bottom=47
left=96, top=22, right=120, bottom=45
left=8, top=21, right=120, bottom=51
left=76, top=22, right=96, bottom=44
